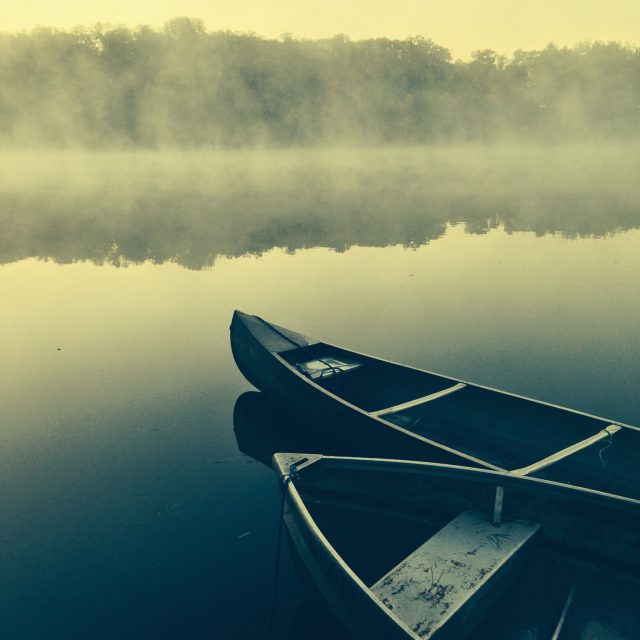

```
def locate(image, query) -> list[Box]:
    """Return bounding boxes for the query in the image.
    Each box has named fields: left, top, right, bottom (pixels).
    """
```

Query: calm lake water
left=1, top=146, right=640, bottom=639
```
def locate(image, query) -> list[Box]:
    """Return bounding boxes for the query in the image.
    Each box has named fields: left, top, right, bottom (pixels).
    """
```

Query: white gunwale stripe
left=370, top=382, right=467, bottom=418
left=511, top=425, right=622, bottom=477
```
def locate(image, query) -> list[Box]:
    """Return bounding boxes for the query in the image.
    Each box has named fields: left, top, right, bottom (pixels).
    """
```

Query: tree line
left=1, top=18, right=639, bottom=147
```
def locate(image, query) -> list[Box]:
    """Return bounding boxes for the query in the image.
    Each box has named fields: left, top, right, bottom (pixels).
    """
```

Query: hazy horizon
left=2, top=1, right=639, bottom=60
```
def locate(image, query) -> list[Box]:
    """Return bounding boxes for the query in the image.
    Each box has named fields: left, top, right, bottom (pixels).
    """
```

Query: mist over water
left=1, top=144, right=639, bottom=268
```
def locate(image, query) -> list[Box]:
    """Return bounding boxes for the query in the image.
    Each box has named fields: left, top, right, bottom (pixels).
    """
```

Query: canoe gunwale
left=315, top=337, right=636, bottom=433
left=280, top=453, right=640, bottom=510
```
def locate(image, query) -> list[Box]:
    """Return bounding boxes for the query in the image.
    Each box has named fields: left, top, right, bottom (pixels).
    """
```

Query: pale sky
left=1, top=0, right=639, bottom=59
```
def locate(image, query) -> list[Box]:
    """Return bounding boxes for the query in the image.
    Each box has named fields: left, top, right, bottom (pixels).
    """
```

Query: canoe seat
left=371, top=510, right=540, bottom=639
left=296, top=356, right=362, bottom=381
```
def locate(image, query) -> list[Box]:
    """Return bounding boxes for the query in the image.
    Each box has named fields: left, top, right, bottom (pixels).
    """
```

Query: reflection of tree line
left=1, top=154, right=639, bottom=268
left=1, top=18, right=640, bottom=146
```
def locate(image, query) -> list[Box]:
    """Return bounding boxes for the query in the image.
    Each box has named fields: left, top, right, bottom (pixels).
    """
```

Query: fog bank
left=1, top=19, right=639, bottom=147
left=2, top=145, right=639, bottom=267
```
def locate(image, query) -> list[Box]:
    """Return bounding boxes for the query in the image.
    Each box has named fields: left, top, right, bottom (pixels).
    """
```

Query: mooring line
left=267, top=464, right=299, bottom=639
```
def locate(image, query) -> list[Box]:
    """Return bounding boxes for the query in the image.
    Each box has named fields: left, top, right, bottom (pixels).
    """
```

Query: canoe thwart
left=510, top=425, right=622, bottom=477
left=370, top=383, right=468, bottom=418
left=371, top=510, right=540, bottom=639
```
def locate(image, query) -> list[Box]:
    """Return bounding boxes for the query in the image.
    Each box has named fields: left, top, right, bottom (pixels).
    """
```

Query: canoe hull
left=230, top=311, right=478, bottom=465
left=231, top=310, right=640, bottom=498
left=274, top=454, right=640, bottom=640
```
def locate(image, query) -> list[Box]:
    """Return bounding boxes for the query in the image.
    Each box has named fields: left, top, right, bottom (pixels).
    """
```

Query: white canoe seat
left=371, top=510, right=540, bottom=639
left=296, top=357, right=362, bottom=380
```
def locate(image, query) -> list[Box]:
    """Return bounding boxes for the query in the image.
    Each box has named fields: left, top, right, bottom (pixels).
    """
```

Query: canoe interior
left=280, top=343, right=456, bottom=412
left=301, top=495, right=632, bottom=639
left=380, top=385, right=608, bottom=470
left=475, top=557, right=640, bottom=639
left=280, top=342, right=632, bottom=474
left=531, top=426, right=640, bottom=500
left=285, top=457, right=640, bottom=639
left=293, top=458, right=640, bottom=571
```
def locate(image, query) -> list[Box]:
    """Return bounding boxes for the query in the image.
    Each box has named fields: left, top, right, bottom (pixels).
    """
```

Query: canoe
left=230, top=310, right=640, bottom=499
left=273, top=453, right=640, bottom=640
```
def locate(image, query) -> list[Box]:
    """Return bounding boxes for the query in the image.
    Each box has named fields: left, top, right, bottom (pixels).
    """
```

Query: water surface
left=1, top=147, right=639, bottom=638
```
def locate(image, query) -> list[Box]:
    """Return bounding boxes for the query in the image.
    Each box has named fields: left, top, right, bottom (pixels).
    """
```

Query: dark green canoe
left=231, top=310, right=640, bottom=499
left=273, top=453, right=640, bottom=640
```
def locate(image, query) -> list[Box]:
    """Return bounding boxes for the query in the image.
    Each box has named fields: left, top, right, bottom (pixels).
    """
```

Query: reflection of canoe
left=233, top=392, right=291, bottom=468
left=273, top=453, right=640, bottom=640
left=233, top=391, right=384, bottom=468
left=230, top=310, right=640, bottom=498
left=233, top=391, right=339, bottom=468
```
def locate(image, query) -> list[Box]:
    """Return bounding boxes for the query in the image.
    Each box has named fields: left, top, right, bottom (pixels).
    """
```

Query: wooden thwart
left=511, top=425, right=621, bottom=477
left=371, top=383, right=467, bottom=418
left=371, top=510, right=540, bottom=639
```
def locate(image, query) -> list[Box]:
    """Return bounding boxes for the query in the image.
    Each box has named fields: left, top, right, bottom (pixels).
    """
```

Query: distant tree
left=0, top=22, right=638, bottom=147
